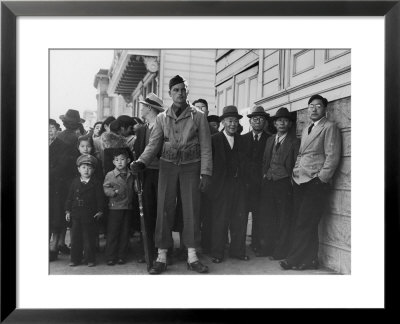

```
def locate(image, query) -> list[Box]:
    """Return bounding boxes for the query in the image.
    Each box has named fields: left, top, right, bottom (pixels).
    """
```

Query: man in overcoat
left=131, top=75, right=212, bottom=274
left=241, top=106, right=270, bottom=253
left=49, top=119, right=70, bottom=261
left=280, top=94, right=341, bottom=270
left=205, top=105, right=249, bottom=263
left=257, top=107, right=300, bottom=259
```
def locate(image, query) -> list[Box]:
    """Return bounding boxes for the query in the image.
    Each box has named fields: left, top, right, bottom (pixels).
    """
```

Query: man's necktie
left=275, top=141, right=281, bottom=151
left=308, top=123, right=314, bottom=135
left=254, top=134, right=259, bottom=142
left=176, top=108, right=182, bottom=117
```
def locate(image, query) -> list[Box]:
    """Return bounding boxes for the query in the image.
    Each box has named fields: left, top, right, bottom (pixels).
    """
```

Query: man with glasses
left=280, top=94, right=341, bottom=271
left=241, top=106, right=270, bottom=254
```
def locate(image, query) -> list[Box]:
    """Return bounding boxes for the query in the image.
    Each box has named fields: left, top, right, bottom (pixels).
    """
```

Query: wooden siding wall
left=215, top=49, right=351, bottom=274
left=160, top=50, right=216, bottom=112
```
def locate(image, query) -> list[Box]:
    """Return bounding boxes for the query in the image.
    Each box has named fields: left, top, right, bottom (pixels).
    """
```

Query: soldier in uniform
left=131, top=75, right=212, bottom=274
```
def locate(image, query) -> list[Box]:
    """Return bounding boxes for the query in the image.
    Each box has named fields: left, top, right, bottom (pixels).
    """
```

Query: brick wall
left=297, top=97, right=351, bottom=274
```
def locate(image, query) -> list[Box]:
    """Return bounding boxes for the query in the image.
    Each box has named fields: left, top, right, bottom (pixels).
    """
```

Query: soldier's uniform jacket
left=139, top=103, right=212, bottom=176
left=65, top=177, right=104, bottom=223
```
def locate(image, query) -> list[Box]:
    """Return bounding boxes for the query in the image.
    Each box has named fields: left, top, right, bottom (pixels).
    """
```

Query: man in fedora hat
left=131, top=76, right=212, bottom=274
left=58, top=109, right=85, bottom=147
left=56, top=109, right=86, bottom=254
left=280, top=94, right=341, bottom=271
left=133, top=93, right=165, bottom=264
left=257, top=107, right=300, bottom=259
left=49, top=119, right=70, bottom=261
left=241, top=105, right=271, bottom=253
left=205, top=105, right=249, bottom=263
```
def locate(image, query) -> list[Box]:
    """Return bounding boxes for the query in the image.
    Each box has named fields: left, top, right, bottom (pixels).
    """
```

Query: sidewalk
left=49, top=231, right=338, bottom=275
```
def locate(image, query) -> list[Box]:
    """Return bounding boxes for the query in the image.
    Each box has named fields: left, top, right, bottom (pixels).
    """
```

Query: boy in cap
left=131, top=75, right=212, bottom=274
left=103, top=148, right=135, bottom=265
left=257, top=107, right=300, bottom=259
left=65, top=154, right=104, bottom=267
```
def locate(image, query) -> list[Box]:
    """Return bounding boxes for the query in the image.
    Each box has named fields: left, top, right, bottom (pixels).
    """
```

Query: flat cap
left=76, top=154, right=97, bottom=167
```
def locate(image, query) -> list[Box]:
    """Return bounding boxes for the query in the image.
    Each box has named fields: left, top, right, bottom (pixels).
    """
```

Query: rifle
left=134, top=173, right=152, bottom=271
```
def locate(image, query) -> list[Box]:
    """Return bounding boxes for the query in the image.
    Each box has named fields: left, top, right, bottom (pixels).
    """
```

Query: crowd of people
left=49, top=74, right=341, bottom=274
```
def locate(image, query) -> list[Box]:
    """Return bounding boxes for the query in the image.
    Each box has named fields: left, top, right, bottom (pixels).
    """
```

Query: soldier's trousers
left=155, top=160, right=201, bottom=249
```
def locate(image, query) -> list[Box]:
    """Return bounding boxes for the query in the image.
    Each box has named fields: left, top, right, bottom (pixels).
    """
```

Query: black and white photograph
left=49, top=48, right=351, bottom=276
left=5, top=9, right=389, bottom=315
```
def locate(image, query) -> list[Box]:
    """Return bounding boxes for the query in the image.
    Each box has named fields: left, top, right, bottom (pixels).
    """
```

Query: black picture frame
left=1, top=0, right=399, bottom=321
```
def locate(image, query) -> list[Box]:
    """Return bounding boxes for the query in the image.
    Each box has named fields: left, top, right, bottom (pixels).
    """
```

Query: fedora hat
left=139, top=93, right=165, bottom=112
left=60, top=109, right=85, bottom=124
left=247, top=105, right=270, bottom=119
left=219, top=105, right=243, bottom=122
left=272, top=107, right=294, bottom=121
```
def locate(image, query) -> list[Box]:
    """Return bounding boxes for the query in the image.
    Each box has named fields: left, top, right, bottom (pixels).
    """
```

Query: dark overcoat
left=241, top=131, right=269, bottom=208
left=49, top=138, right=70, bottom=231
left=65, top=177, right=104, bottom=222
left=205, top=131, right=247, bottom=200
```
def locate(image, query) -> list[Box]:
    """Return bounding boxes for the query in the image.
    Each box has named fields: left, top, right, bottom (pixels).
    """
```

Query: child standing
left=65, top=154, right=104, bottom=267
left=103, top=148, right=134, bottom=265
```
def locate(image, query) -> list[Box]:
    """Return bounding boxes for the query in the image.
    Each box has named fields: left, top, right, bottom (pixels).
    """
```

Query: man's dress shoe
left=149, top=261, right=167, bottom=275
left=296, top=260, right=319, bottom=270
left=211, top=257, right=223, bottom=264
left=232, top=255, right=250, bottom=261
left=187, top=260, right=209, bottom=273
left=279, top=260, right=294, bottom=270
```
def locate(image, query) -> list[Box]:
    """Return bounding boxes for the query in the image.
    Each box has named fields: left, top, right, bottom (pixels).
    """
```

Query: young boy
left=65, top=154, right=104, bottom=267
left=103, top=148, right=134, bottom=265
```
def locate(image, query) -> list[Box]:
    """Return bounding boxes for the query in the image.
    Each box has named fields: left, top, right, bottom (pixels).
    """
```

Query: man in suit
left=131, top=75, right=212, bottom=274
left=205, top=105, right=249, bottom=263
left=241, top=106, right=270, bottom=253
left=280, top=94, right=341, bottom=270
left=257, top=107, right=300, bottom=259
left=133, top=93, right=165, bottom=265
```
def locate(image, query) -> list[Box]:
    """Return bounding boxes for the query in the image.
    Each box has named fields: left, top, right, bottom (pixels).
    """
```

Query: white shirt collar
left=275, top=132, right=288, bottom=143
left=80, top=177, right=90, bottom=184
left=311, top=116, right=325, bottom=127
left=223, top=130, right=234, bottom=149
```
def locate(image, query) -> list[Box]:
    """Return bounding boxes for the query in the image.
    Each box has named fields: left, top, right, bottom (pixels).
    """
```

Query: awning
left=115, top=55, right=148, bottom=96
